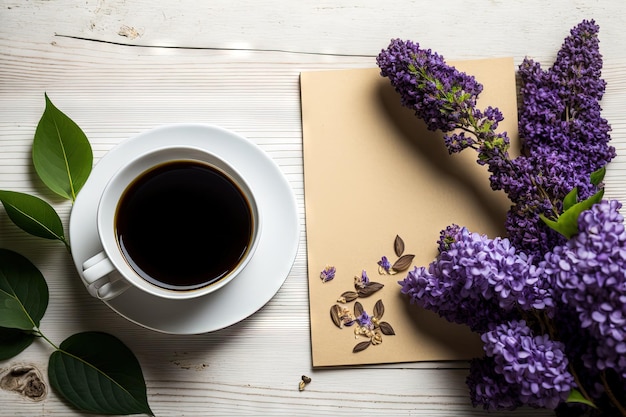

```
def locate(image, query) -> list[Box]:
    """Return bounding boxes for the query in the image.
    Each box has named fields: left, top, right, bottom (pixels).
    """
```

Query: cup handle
left=82, top=251, right=131, bottom=301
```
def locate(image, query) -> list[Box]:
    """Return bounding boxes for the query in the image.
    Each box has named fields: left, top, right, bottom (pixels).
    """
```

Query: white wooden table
left=1, top=1, right=625, bottom=416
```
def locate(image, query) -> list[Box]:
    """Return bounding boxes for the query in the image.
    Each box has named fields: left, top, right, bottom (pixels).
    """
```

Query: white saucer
left=69, top=124, right=300, bottom=334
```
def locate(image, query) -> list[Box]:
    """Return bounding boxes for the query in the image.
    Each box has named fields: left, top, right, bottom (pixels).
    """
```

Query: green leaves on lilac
left=589, top=166, right=606, bottom=186
left=541, top=188, right=605, bottom=239
left=0, top=190, right=67, bottom=246
left=0, top=249, right=49, bottom=331
left=541, top=167, right=608, bottom=239
left=567, top=388, right=597, bottom=408
left=33, top=93, right=93, bottom=201
left=49, top=332, right=154, bottom=416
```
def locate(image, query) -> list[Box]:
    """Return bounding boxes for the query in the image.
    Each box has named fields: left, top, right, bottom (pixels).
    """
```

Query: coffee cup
left=81, top=146, right=261, bottom=301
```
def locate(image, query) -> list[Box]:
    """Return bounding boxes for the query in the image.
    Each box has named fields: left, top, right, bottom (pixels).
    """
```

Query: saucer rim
left=69, top=123, right=300, bottom=334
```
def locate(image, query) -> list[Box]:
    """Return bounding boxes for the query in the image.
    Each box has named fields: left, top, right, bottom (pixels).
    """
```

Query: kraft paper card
left=301, top=58, right=519, bottom=367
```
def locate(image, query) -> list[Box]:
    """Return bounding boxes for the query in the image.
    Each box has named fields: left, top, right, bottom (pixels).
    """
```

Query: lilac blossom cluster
left=541, top=200, right=626, bottom=380
left=505, top=19, right=615, bottom=257
left=379, top=20, right=626, bottom=415
left=398, top=225, right=549, bottom=333
left=377, top=20, right=615, bottom=260
left=481, top=320, right=575, bottom=409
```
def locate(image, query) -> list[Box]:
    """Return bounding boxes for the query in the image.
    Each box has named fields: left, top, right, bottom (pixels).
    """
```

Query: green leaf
left=0, top=249, right=49, bottom=330
left=590, top=166, right=606, bottom=186
left=33, top=93, right=93, bottom=201
left=0, top=327, right=35, bottom=360
left=566, top=388, right=597, bottom=408
left=562, top=187, right=578, bottom=212
left=0, top=190, right=66, bottom=243
left=49, top=332, right=153, bottom=416
left=541, top=189, right=605, bottom=239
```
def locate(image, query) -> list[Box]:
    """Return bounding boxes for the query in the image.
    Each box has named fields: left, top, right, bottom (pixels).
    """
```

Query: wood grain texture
left=1, top=1, right=625, bottom=416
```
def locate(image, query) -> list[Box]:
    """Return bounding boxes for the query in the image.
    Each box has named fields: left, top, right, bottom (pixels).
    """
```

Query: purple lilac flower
left=481, top=320, right=576, bottom=409
left=541, top=200, right=626, bottom=378
left=398, top=225, right=549, bottom=332
left=355, top=269, right=370, bottom=288
left=320, top=265, right=336, bottom=282
left=357, top=310, right=373, bottom=330
left=467, top=356, right=523, bottom=411
left=377, top=256, right=391, bottom=273
left=508, top=20, right=615, bottom=254
left=376, top=39, right=483, bottom=136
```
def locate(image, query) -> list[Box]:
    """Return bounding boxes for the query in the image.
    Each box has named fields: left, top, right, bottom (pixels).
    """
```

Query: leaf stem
left=601, top=371, right=626, bottom=417
left=33, top=327, right=59, bottom=351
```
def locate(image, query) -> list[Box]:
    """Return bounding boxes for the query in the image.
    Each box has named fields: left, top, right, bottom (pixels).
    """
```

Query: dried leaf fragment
left=118, top=25, right=142, bottom=40
left=353, top=341, right=371, bottom=353
left=330, top=305, right=343, bottom=328
left=357, top=282, right=384, bottom=297
left=392, top=254, right=415, bottom=272
left=394, top=235, right=405, bottom=257
left=379, top=321, right=396, bottom=335
left=353, top=301, right=364, bottom=318
left=337, top=291, right=358, bottom=303
left=373, top=299, right=384, bottom=319
left=299, top=374, right=312, bottom=391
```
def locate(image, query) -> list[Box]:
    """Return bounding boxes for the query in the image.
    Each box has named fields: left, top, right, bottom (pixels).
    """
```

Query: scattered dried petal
left=392, top=254, right=415, bottom=272
left=371, top=331, right=384, bottom=345
left=373, top=299, right=385, bottom=319
left=379, top=321, right=396, bottom=335
left=298, top=380, right=306, bottom=391
left=353, top=341, right=371, bottom=353
left=394, top=235, right=405, bottom=257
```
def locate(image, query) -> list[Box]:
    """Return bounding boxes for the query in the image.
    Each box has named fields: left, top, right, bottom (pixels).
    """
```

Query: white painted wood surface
left=1, top=1, right=625, bottom=415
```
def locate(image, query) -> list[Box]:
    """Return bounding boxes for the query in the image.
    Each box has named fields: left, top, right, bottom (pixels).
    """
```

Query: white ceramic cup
left=81, top=146, right=261, bottom=301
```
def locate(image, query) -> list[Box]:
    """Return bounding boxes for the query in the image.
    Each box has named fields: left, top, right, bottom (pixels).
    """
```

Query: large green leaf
left=0, top=190, right=66, bottom=244
left=49, top=332, right=154, bottom=416
left=33, top=93, right=93, bottom=201
left=0, top=249, right=49, bottom=330
left=0, top=327, right=35, bottom=360
left=541, top=189, right=605, bottom=239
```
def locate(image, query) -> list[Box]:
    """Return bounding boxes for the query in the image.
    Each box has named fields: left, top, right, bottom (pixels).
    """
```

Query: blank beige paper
left=301, top=58, right=519, bottom=367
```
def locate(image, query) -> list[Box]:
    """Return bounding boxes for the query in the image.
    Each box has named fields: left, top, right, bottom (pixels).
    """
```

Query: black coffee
left=115, top=160, right=253, bottom=291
